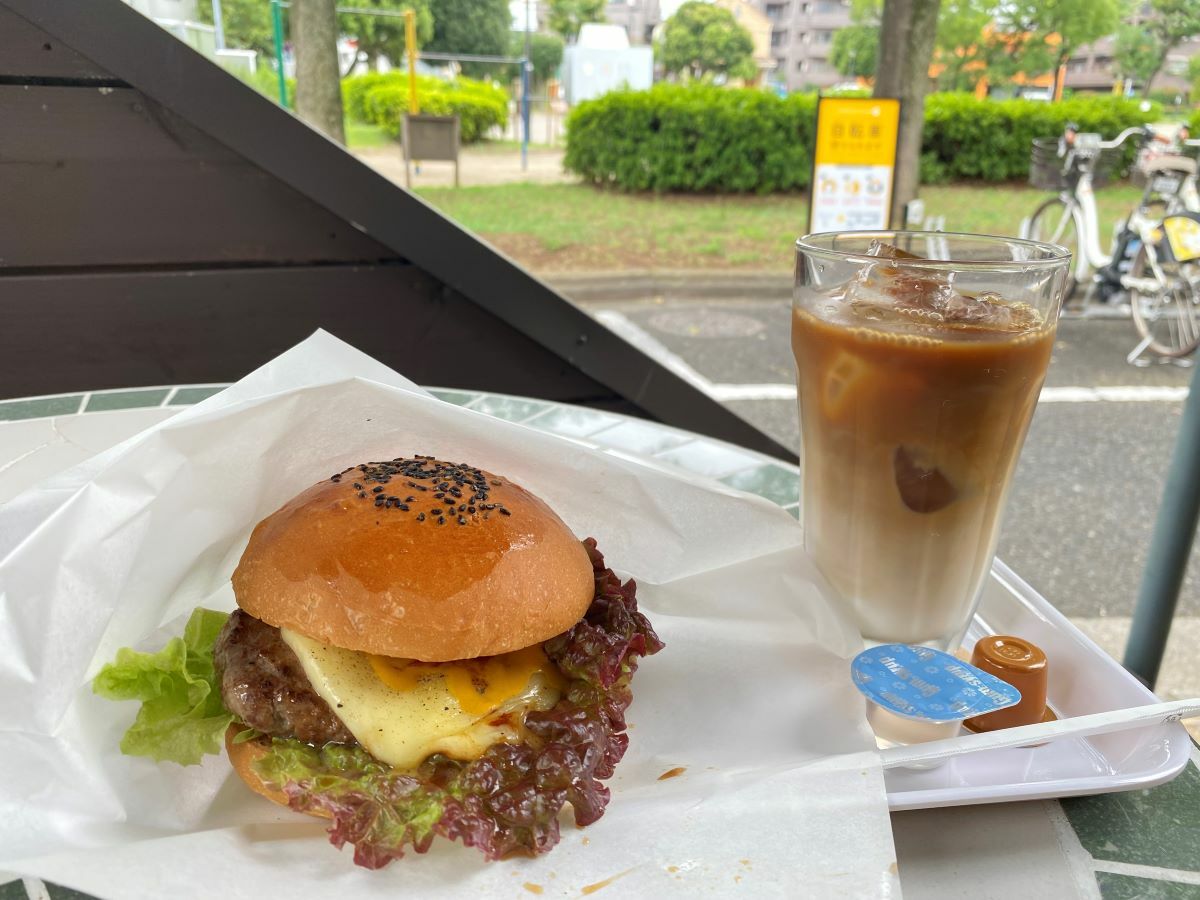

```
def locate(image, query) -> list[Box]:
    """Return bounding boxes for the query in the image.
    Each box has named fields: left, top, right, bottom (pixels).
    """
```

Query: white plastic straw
left=879, top=698, right=1200, bottom=769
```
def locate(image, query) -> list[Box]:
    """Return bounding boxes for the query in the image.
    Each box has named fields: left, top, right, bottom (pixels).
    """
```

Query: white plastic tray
left=886, top=558, right=1192, bottom=810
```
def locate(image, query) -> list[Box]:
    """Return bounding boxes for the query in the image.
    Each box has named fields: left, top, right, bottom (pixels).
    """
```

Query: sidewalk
left=355, top=145, right=573, bottom=189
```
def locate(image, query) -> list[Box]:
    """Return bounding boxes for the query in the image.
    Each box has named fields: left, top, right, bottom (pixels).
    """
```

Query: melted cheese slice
left=281, top=629, right=564, bottom=769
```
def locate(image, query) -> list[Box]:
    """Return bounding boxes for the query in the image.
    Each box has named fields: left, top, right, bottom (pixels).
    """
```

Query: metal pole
left=1123, top=364, right=1200, bottom=687
left=270, top=0, right=288, bottom=108
left=404, top=9, right=418, bottom=114
left=210, top=0, right=226, bottom=50
left=521, top=0, right=531, bottom=171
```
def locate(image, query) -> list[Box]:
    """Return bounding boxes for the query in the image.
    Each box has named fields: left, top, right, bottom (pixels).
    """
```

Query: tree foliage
left=422, top=0, right=511, bottom=76
left=828, top=0, right=996, bottom=89
left=830, top=25, right=879, bottom=78
left=200, top=0, right=432, bottom=68
left=341, top=0, right=433, bottom=66
left=426, top=0, right=512, bottom=78
left=1113, top=25, right=1163, bottom=88
left=1139, top=0, right=1200, bottom=96
left=508, top=32, right=566, bottom=83
left=198, top=0, right=276, bottom=58
left=933, top=0, right=994, bottom=90
left=1004, top=0, right=1121, bottom=88
left=659, top=1, right=757, bottom=82
left=547, top=0, right=607, bottom=42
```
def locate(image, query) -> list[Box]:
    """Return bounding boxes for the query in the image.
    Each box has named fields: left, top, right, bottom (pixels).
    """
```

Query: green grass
left=345, top=119, right=391, bottom=150
left=414, top=181, right=1145, bottom=272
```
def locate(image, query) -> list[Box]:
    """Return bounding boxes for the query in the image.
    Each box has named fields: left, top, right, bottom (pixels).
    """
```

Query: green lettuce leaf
left=254, top=738, right=447, bottom=867
left=93, top=607, right=234, bottom=765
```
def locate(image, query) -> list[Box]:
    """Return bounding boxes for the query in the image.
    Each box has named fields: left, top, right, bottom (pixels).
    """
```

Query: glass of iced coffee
left=792, top=232, right=1071, bottom=650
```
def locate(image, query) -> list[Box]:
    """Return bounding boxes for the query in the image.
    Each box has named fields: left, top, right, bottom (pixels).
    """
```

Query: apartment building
left=1065, top=33, right=1200, bottom=98
left=602, top=0, right=851, bottom=89
left=760, top=0, right=852, bottom=91
left=605, top=0, right=662, bottom=45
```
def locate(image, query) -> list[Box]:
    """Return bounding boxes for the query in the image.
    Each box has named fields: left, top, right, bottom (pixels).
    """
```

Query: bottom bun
left=225, top=724, right=330, bottom=819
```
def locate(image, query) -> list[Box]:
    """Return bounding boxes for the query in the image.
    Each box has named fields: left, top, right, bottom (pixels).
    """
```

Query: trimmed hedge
left=921, top=93, right=1160, bottom=181
left=564, top=84, right=817, bottom=193
left=342, top=72, right=508, bottom=143
left=564, top=86, right=1161, bottom=192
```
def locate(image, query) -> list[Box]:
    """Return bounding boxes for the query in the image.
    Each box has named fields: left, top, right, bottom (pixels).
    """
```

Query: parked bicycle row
left=1022, top=123, right=1200, bottom=360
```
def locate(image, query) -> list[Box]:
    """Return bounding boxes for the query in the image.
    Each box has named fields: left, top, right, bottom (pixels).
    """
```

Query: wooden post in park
left=872, top=0, right=942, bottom=228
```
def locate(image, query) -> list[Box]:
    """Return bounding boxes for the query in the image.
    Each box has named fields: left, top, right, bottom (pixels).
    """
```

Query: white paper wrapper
left=0, top=332, right=899, bottom=898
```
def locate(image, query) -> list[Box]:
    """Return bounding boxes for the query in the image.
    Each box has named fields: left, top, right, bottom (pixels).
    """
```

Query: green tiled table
left=1, top=385, right=1198, bottom=900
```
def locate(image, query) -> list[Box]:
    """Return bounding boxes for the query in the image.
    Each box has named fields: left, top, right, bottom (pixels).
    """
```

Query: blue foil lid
left=852, top=643, right=1022, bottom=723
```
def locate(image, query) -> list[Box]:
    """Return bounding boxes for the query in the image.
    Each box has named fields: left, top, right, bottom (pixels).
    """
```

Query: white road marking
left=1089, top=860, right=1200, bottom=886
left=595, top=310, right=1191, bottom=405
left=1040, top=386, right=1189, bottom=403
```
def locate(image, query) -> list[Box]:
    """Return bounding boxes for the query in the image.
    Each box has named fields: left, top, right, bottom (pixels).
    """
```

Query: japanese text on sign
left=809, top=97, right=901, bottom=233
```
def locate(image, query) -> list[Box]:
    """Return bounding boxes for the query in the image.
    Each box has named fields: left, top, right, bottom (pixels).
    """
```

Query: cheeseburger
left=96, top=456, right=662, bottom=868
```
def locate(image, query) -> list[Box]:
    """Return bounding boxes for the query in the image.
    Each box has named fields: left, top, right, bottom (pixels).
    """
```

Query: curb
left=544, top=270, right=792, bottom=304
left=543, top=271, right=1138, bottom=319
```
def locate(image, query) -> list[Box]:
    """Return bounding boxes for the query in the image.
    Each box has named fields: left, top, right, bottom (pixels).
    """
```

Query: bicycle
left=1125, top=131, right=1200, bottom=358
left=1022, top=124, right=1200, bottom=359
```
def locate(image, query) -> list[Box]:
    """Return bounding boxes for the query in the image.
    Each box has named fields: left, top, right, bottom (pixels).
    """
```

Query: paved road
left=587, top=298, right=1200, bottom=707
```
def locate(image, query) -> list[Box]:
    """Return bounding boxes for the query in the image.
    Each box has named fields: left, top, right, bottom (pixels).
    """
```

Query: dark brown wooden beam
left=0, top=264, right=630, bottom=412
left=0, top=85, right=397, bottom=268
left=0, top=7, right=112, bottom=80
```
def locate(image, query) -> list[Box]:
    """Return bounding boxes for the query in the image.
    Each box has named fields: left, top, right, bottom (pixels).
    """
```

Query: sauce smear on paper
left=581, top=868, right=636, bottom=895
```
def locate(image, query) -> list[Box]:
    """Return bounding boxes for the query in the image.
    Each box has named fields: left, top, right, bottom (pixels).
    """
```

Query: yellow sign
left=809, top=97, right=901, bottom=232
left=815, top=97, right=901, bottom=167
left=1164, top=215, right=1200, bottom=262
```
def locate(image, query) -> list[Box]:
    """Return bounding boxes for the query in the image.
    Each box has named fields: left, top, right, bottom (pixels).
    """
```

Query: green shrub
left=564, top=86, right=1162, bottom=192
left=342, top=72, right=508, bottom=143
left=921, top=93, right=1160, bottom=181
left=227, top=62, right=296, bottom=107
left=919, top=150, right=951, bottom=185
left=343, top=71, right=393, bottom=121
left=1190, top=108, right=1200, bottom=134
left=564, top=84, right=817, bottom=193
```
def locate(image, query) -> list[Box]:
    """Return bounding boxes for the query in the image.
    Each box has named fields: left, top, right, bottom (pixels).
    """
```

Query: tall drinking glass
left=792, top=232, right=1071, bottom=650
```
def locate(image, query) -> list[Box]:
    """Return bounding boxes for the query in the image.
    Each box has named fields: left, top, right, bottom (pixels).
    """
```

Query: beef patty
left=214, top=609, right=356, bottom=745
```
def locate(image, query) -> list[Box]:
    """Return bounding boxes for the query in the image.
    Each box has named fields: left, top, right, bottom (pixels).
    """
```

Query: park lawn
left=345, top=120, right=391, bottom=150
left=415, top=181, right=1144, bottom=273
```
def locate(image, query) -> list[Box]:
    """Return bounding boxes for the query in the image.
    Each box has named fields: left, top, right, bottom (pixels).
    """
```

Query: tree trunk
left=293, top=0, right=345, bottom=144
left=1050, top=50, right=1069, bottom=102
left=1140, top=53, right=1170, bottom=98
left=873, top=0, right=942, bottom=228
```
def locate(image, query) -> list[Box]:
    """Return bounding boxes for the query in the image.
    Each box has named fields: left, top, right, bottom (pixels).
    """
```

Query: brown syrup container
left=963, top=635, right=1053, bottom=733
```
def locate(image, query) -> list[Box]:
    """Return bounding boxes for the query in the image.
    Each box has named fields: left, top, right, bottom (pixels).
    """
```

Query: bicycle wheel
left=1129, top=247, right=1200, bottom=357
left=1027, top=197, right=1082, bottom=287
